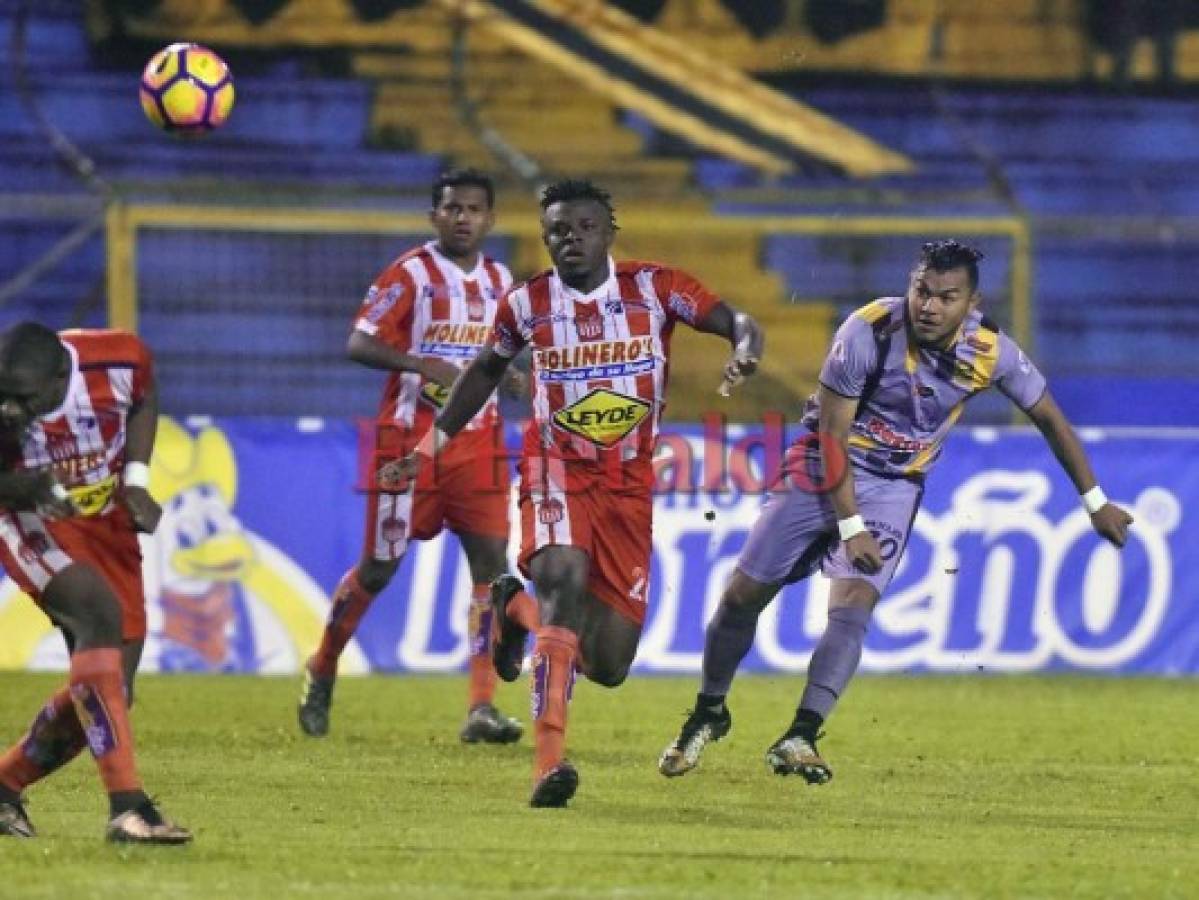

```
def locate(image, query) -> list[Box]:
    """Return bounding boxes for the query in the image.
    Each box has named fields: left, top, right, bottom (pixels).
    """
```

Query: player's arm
left=119, top=363, right=162, bottom=534
left=378, top=348, right=511, bottom=489
left=347, top=330, right=459, bottom=387
left=816, top=385, right=883, bottom=574
left=694, top=302, right=764, bottom=390
left=1025, top=390, right=1133, bottom=547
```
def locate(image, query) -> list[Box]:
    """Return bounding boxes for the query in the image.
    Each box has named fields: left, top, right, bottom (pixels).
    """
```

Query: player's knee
left=722, top=572, right=776, bottom=615
left=585, top=662, right=630, bottom=688
left=356, top=559, right=398, bottom=594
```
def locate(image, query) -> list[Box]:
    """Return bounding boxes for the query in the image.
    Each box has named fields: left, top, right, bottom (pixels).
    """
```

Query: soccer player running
left=298, top=169, right=525, bottom=744
left=385, top=178, right=763, bottom=807
left=0, top=322, right=190, bottom=843
left=659, top=240, right=1134, bottom=784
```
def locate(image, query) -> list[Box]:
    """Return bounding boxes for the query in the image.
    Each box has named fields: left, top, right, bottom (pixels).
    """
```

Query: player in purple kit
left=659, top=240, right=1134, bottom=783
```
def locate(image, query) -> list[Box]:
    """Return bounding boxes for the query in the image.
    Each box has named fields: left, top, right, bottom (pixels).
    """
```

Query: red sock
left=310, top=568, right=378, bottom=678
left=0, top=688, right=87, bottom=794
left=69, top=648, right=141, bottom=794
left=467, top=584, right=497, bottom=708
left=531, top=626, right=578, bottom=780
left=508, top=589, right=541, bottom=633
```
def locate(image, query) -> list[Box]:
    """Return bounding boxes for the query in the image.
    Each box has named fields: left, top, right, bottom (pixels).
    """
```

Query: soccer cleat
left=529, top=761, right=579, bottom=808
left=490, top=574, right=529, bottom=683
left=297, top=660, right=335, bottom=737
left=0, top=798, right=35, bottom=838
left=106, top=799, right=192, bottom=845
left=765, top=727, right=833, bottom=784
left=658, top=704, right=732, bottom=777
left=459, top=703, right=523, bottom=744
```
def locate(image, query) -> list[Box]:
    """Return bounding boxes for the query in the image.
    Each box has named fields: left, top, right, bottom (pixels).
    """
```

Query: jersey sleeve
left=128, top=334, right=154, bottom=406
left=993, top=332, right=1047, bottom=411
left=352, top=262, right=417, bottom=347
left=487, top=289, right=526, bottom=359
left=818, top=315, right=879, bottom=399
left=656, top=267, right=721, bottom=328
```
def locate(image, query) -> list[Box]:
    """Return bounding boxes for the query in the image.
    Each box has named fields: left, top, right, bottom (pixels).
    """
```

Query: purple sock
left=799, top=606, right=872, bottom=720
left=700, top=602, right=761, bottom=697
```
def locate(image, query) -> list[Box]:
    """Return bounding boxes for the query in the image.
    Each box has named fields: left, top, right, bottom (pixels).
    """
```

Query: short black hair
left=539, top=178, right=618, bottom=230
left=0, top=321, right=66, bottom=376
left=431, top=168, right=495, bottom=209
left=917, top=239, right=985, bottom=290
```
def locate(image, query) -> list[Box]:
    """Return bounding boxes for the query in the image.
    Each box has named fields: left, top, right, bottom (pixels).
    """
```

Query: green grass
left=1, top=672, right=1196, bottom=899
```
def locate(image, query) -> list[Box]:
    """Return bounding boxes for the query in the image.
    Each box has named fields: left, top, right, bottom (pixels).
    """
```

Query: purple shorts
left=737, top=465, right=923, bottom=594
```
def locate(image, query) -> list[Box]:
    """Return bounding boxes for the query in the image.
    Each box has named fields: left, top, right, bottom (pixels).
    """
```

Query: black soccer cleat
left=490, top=574, right=530, bottom=683
left=297, top=660, right=335, bottom=737
left=658, top=704, right=732, bottom=777
left=459, top=703, right=523, bottom=744
left=0, top=797, right=35, bottom=838
left=106, top=799, right=192, bottom=845
left=529, top=761, right=579, bottom=808
left=765, top=726, right=833, bottom=784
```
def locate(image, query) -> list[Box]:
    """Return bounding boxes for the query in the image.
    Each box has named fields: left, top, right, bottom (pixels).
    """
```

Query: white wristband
left=50, top=482, right=70, bottom=502
left=124, top=461, right=150, bottom=489
left=838, top=514, right=866, bottom=541
left=1081, top=486, right=1107, bottom=515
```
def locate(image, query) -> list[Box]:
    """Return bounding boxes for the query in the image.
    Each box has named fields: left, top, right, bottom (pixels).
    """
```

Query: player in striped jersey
left=659, top=240, right=1134, bottom=785
left=299, top=169, right=525, bottom=744
left=0, top=322, right=190, bottom=843
left=385, top=179, right=764, bottom=807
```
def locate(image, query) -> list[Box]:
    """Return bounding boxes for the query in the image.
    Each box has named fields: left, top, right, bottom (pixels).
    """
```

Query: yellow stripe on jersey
left=962, top=324, right=1001, bottom=392
left=904, top=402, right=965, bottom=474
left=853, top=299, right=892, bottom=325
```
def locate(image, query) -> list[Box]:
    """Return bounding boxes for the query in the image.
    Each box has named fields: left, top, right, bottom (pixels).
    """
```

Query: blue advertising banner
left=1, top=418, right=1195, bottom=675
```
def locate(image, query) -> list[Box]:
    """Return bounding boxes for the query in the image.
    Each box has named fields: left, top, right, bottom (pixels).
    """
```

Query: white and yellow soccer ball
left=139, top=42, right=235, bottom=135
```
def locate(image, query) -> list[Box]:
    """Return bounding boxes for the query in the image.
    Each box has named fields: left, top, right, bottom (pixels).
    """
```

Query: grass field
left=1, top=671, right=1196, bottom=899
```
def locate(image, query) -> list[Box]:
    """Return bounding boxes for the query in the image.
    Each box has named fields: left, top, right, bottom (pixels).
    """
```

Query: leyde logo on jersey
left=418, top=321, right=490, bottom=360
left=553, top=388, right=651, bottom=447
left=420, top=382, right=451, bottom=409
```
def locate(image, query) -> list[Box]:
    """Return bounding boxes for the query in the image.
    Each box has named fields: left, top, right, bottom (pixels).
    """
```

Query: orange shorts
left=517, top=458, right=652, bottom=625
left=366, top=424, right=511, bottom=560
left=0, top=507, right=146, bottom=640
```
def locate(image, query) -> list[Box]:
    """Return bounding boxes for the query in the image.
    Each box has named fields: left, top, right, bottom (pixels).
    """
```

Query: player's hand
left=30, top=471, right=78, bottom=520
left=419, top=358, right=461, bottom=389
left=717, top=354, right=759, bottom=397
left=1091, top=503, right=1133, bottom=548
left=500, top=368, right=529, bottom=399
left=121, top=485, right=163, bottom=534
left=844, top=531, right=884, bottom=574
left=377, top=453, right=421, bottom=493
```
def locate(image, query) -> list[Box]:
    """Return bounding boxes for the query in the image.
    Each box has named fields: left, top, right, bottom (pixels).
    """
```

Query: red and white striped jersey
left=353, top=240, right=513, bottom=437
left=490, top=258, right=720, bottom=485
left=0, top=329, right=153, bottom=517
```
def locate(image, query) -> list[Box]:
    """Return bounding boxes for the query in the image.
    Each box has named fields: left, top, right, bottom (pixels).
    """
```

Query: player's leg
left=524, top=545, right=590, bottom=807
left=767, top=474, right=923, bottom=783
left=660, top=480, right=834, bottom=777
left=456, top=530, right=522, bottom=744
left=300, top=481, right=413, bottom=736
left=39, top=563, right=189, bottom=842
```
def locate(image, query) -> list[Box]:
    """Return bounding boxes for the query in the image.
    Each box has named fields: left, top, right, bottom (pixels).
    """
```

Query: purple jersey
left=801, top=296, right=1046, bottom=479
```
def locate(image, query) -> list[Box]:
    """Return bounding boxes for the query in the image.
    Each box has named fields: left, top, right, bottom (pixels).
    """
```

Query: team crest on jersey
left=575, top=313, right=604, bottom=340
left=420, top=382, right=452, bottom=410
left=466, top=296, right=486, bottom=321
left=537, top=498, right=565, bottom=525
left=553, top=388, right=651, bottom=448
left=535, top=337, right=656, bottom=383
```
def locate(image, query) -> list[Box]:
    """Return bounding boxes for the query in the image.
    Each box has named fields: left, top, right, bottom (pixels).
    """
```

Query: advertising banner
left=2, top=418, right=1194, bottom=676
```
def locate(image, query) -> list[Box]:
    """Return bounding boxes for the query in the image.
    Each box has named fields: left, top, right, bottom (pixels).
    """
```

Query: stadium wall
left=1, top=419, right=1194, bottom=676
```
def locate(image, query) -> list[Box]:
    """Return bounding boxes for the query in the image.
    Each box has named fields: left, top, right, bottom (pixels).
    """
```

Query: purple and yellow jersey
left=801, top=296, right=1046, bottom=480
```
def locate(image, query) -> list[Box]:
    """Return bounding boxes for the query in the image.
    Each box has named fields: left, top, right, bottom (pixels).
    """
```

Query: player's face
left=541, top=199, right=615, bottom=286
left=907, top=265, right=979, bottom=348
left=430, top=185, right=494, bottom=260
left=0, top=365, right=66, bottom=435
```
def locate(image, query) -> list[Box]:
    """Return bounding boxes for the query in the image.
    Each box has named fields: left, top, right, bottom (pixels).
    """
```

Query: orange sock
left=0, top=688, right=87, bottom=794
left=530, top=626, right=578, bottom=780
left=311, top=568, right=378, bottom=678
left=508, top=589, right=541, bottom=633
left=467, top=584, right=497, bottom=708
left=69, top=648, right=141, bottom=794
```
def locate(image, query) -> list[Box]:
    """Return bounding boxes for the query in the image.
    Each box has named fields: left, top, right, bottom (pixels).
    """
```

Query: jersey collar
left=554, top=256, right=617, bottom=303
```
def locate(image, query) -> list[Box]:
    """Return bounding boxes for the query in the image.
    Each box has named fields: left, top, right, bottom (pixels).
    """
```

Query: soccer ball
left=139, top=43, right=234, bottom=135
